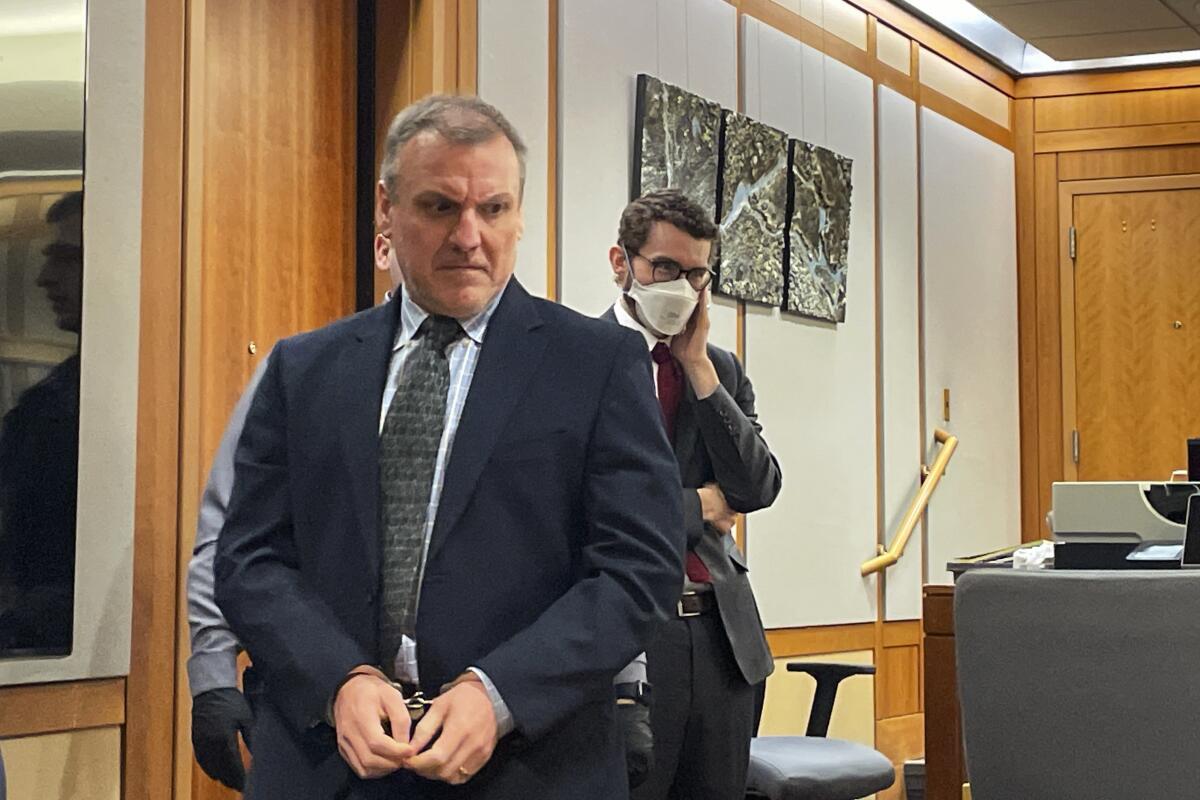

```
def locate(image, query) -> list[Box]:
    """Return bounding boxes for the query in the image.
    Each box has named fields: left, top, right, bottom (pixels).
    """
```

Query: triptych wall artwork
left=632, top=74, right=854, bottom=323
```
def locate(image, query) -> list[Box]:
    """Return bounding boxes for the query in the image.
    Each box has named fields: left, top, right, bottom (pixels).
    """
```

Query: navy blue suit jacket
left=214, top=281, right=685, bottom=799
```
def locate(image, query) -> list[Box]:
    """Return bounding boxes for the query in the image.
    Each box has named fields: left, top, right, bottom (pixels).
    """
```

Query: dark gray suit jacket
left=604, top=308, right=781, bottom=686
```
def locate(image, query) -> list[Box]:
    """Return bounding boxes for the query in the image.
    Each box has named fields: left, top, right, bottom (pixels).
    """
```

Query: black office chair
left=746, top=663, right=895, bottom=800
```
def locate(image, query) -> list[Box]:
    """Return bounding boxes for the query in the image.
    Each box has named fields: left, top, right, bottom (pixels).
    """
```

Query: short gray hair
left=379, top=94, right=527, bottom=201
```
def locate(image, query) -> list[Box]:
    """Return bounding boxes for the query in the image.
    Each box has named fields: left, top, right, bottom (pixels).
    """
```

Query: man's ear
left=375, top=181, right=392, bottom=230
left=373, top=233, right=390, bottom=273
left=609, top=245, right=628, bottom=284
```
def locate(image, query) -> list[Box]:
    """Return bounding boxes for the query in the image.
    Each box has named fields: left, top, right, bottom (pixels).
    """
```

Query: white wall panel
left=744, top=17, right=804, bottom=134
left=478, top=0, right=550, bottom=299
left=559, top=0, right=737, bottom=350
left=878, top=86, right=922, bottom=621
left=744, top=32, right=878, bottom=629
left=801, top=44, right=827, bottom=144
left=921, top=109, right=1020, bottom=584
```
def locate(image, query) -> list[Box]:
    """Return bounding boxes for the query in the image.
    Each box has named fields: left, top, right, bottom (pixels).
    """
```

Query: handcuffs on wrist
left=402, top=689, right=433, bottom=722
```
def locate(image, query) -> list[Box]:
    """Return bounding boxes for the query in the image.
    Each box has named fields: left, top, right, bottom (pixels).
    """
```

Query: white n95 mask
left=625, top=275, right=700, bottom=337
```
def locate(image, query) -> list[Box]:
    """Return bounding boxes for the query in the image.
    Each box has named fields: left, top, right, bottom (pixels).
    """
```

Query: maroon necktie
left=652, top=343, right=712, bottom=584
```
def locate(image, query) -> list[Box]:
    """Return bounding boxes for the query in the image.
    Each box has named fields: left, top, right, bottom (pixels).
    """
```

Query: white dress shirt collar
left=394, top=281, right=508, bottom=352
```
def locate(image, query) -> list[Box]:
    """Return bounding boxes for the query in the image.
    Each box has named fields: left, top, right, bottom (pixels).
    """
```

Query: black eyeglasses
left=627, top=249, right=714, bottom=291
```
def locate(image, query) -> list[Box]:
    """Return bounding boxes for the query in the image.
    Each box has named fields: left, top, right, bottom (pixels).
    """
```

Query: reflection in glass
left=0, top=0, right=87, bottom=658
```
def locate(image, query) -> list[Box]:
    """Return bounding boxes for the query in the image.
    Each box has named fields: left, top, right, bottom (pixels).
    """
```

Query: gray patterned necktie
left=378, top=314, right=463, bottom=677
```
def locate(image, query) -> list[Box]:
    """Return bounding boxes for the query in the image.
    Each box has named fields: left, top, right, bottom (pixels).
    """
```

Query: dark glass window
left=0, top=4, right=86, bottom=658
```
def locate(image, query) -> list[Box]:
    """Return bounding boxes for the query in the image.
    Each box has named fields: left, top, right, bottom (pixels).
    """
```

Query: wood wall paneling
left=1035, top=121, right=1200, bottom=154
left=411, top=0, right=457, bottom=97
left=0, top=680, right=125, bottom=739
left=1058, top=143, right=1200, bottom=181
left=874, top=20, right=910, bottom=76
left=1015, top=71, right=1200, bottom=552
left=184, top=1, right=359, bottom=798
left=918, top=86, right=1013, bottom=150
left=1015, top=99, right=1039, bottom=541
left=1015, top=64, right=1200, bottom=99
left=767, top=623, right=877, bottom=658
left=3, top=727, right=122, bottom=800
left=374, top=0, right=413, bottom=302
left=1035, top=86, right=1200, bottom=132
left=881, top=619, right=921, bottom=647
left=126, top=0, right=186, bottom=794
left=457, top=0, right=477, bottom=94
left=759, top=651, right=877, bottom=744
left=918, top=48, right=1010, bottom=129
left=1033, top=152, right=1063, bottom=526
left=877, top=645, right=921, bottom=718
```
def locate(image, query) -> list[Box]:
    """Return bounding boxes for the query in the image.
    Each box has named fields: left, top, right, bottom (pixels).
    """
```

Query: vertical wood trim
left=174, top=0, right=209, bottom=795
left=870, top=18, right=887, bottom=717
left=374, top=0, right=414, bottom=302
left=547, top=0, right=559, bottom=302
left=1014, top=99, right=1039, bottom=541
left=457, top=0, right=477, bottom=93
left=127, top=0, right=187, bottom=796
left=734, top=7, right=747, bottom=551
left=1057, top=182, right=1078, bottom=482
left=1034, top=152, right=1063, bottom=525
left=735, top=7, right=747, bottom=365
left=912, top=37, right=929, bottom=588
left=410, top=0, right=457, bottom=97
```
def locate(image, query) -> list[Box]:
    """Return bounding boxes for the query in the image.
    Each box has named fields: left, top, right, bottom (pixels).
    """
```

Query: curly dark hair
left=617, top=189, right=719, bottom=259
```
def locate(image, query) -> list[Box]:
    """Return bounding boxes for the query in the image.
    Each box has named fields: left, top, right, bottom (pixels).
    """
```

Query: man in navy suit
left=214, top=95, right=685, bottom=799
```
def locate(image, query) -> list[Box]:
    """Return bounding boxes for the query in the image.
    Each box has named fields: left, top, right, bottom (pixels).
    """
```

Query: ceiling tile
left=986, top=0, right=1182, bottom=38
left=1161, top=0, right=1200, bottom=26
left=1030, top=26, right=1200, bottom=60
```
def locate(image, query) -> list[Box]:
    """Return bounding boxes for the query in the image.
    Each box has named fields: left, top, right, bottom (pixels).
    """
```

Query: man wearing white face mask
left=606, top=189, right=782, bottom=800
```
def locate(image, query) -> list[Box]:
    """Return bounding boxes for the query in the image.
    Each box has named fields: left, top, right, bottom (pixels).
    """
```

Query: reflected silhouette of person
left=0, top=191, right=82, bottom=653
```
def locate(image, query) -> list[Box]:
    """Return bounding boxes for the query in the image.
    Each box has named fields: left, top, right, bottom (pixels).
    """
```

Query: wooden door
left=184, top=1, right=358, bottom=798
left=1071, top=187, right=1200, bottom=480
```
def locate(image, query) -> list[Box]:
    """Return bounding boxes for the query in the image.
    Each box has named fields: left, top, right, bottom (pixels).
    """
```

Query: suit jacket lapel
left=428, top=281, right=547, bottom=562
left=339, top=299, right=403, bottom=577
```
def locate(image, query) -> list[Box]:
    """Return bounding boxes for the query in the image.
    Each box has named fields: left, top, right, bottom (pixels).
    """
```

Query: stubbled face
left=37, top=212, right=84, bottom=333
left=377, top=132, right=523, bottom=318
left=609, top=220, right=712, bottom=289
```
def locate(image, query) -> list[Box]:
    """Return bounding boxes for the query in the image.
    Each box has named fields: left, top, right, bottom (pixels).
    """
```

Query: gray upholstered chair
left=745, top=663, right=896, bottom=800
left=956, top=570, right=1200, bottom=800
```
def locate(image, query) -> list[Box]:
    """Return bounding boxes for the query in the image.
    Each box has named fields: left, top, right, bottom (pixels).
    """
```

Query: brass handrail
left=861, top=428, right=959, bottom=576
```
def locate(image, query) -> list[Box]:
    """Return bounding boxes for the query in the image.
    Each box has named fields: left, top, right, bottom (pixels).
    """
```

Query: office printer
left=1049, top=481, right=1200, bottom=568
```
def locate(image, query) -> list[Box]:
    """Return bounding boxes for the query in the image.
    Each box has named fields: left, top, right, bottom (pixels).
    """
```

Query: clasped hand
left=698, top=481, right=737, bottom=535
left=333, top=670, right=498, bottom=785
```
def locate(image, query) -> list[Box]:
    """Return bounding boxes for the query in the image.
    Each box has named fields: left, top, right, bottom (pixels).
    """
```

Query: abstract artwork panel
left=633, top=74, right=723, bottom=220
left=716, top=111, right=788, bottom=306
left=786, top=141, right=854, bottom=322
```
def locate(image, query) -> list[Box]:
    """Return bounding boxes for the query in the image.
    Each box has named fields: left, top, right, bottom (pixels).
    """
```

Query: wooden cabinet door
left=1071, top=187, right=1200, bottom=481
